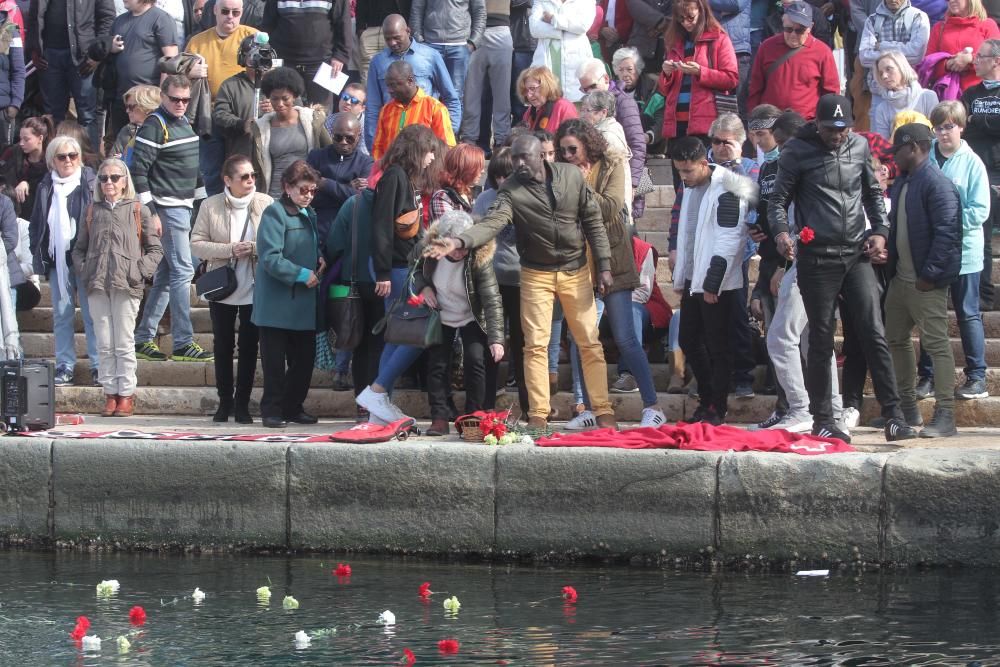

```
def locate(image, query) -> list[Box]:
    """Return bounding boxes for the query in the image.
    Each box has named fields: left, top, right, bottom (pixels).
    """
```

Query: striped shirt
left=372, top=88, right=456, bottom=160
left=675, top=39, right=695, bottom=138
left=131, top=107, right=206, bottom=211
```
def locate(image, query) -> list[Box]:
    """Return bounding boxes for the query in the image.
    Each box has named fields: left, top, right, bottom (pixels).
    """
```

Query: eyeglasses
left=783, top=26, right=808, bottom=35
left=298, top=185, right=317, bottom=196
left=934, top=123, right=959, bottom=132
left=332, top=133, right=357, bottom=144
left=580, top=81, right=601, bottom=93
left=524, top=84, right=541, bottom=94
left=219, top=7, right=241, bottom=15
left=98, top=173, right=124, bottom=183
left=167, top=95, right=191, bottom=105
left=55, top=152, right=79, bottom=162
left=975, top=53, right=997, bottom=60
left=678, top=13, right=699, bottom=22
left=238, top=171, right=257, bottom=182
left=559, top=144, right=579, bottom=155
left=340, top=93, right=363, bottom=105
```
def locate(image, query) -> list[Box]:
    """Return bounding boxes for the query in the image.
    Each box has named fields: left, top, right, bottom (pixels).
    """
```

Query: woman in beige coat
left=191, top=154, right=273, bottom=424
left=71, top=158, right=162, bottom=418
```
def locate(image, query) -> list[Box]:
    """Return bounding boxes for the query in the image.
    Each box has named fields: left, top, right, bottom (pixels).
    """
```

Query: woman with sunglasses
left=657, top=0, right=737, bottom=176
left=28, top=135, right=100, bottom=387
left=71, top=159, right=162, bottom=418
left=252, top=159, right=325, bottom=428
left=555, top=119, right=665, bottom=429
left=251, top=67, right=332, bottom=200
left=191, top=154, right=273, bottom=424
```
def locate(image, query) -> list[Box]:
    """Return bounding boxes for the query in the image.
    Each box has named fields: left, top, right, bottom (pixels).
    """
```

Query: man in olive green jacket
left=425, top=134, right=617, bottom=429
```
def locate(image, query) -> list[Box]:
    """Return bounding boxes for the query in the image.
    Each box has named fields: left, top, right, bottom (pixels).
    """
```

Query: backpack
left=124, top=112, right=170, bottom=166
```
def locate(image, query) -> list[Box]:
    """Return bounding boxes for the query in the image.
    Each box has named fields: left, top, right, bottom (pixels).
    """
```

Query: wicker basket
left=455, top=416, right=485, bottom=442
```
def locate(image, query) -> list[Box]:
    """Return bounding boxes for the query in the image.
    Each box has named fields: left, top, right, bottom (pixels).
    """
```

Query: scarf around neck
left=224, top=187, right=256, bottom=243
left=47, top=169, right=82, bottom=309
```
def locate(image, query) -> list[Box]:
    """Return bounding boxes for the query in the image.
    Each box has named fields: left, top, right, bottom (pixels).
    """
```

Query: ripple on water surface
left=0, top=551, right=997, bottom=665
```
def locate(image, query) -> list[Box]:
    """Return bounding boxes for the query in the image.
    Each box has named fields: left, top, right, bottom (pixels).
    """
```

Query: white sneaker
left=565, top=410, right=598, bottom=431
left=841, top=407, right=861, bottom=429
left=357, top=386, right=402, bottom=424
left=640, top=407, right=666, bottom=427
left=767, top=413, right=813, bottom=433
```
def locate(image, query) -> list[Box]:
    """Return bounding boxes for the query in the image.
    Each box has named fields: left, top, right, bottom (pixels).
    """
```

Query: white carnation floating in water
left=96, top=579, right=120, bottom=597
left=81, top=635, right=101, bottom=651
left=282, top=595, right=299, bottom=609
left=192, top=587, right=206, bottom=603
left=443, top=595, right=461, bottom=613
left=256, top=585, right=271, bottom=602
left=377, top=610, right=396, bottom=625
left=116, top=636, right=130, bottom=653
left=294, top=630, right=311, bottom=648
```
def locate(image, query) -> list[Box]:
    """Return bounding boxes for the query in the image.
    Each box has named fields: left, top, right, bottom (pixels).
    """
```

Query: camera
left=238, top=32, right=276, bottom=71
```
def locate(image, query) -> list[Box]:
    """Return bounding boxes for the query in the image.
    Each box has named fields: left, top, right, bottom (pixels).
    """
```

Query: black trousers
left=484, top=285, right=528, bottom=414
left=982, top=183, right=998, bottom=310
left=350, top=284, right=385, bottom=397
left=731, top=259, right=755, bottom=385
left=427, top=321, right=487, bottom=421
left=798, top=251, right=901, bottom=425
left=258, top=326, right=315, bottom=420
left=209, top=301, right=259, bottom=408
left=679, top=286, right=735, bottom=416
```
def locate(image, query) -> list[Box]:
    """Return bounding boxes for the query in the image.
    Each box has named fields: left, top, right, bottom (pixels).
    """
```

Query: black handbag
left=195, top=211, right=251, bottom=302
left=325, top=196, right=365, bottom=351
left=372, top=262, right=443, bottom=349
left=706, top=43, right=739, bottom=117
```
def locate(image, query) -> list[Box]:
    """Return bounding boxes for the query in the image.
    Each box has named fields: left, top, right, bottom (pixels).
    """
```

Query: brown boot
left=549, top=372, right=559, bottom=393
left=596, top=414, right=618, bottom=430
left=113, top=395, right=134, bottom=417
left=101, top=394, right=119, bottom=417
left=426, top=418, right=450, bottom=436
left=527, top=416, right=547, bottom=429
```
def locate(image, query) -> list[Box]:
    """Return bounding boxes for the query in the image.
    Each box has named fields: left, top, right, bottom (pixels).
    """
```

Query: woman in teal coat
left=252, top=160, right=325, bottom=428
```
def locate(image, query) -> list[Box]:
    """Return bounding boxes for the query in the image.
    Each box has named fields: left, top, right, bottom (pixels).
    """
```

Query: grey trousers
left=766, top=264, right=843, bottom=419
left=459, top=26, right=513, bottom=147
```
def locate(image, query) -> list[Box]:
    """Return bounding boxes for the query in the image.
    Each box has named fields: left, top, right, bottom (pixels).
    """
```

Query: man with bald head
left=372, top=60, right=456, bottom=159
left=425, top=134, right=618, bottom=430
left=365, top=13, right=461, bottom=151
left=308, top=112, right=374, bottom=241
left=355, top=1, right=413, bottom=86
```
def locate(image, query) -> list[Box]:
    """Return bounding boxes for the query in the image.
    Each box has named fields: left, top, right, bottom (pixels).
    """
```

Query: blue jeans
left=39, top=47, right=96, bottom=128
left=428, top=43, right=469, bottom=118
left=918, top=272, right=986, bottom=381
left=375, top=267, right=424, bottom=392
left=511, top=50, right=534, bottom=121
left=135, top=206, right=195, bottom=348
left=569, top=297, right=606, bottom=406
left=334, top=348, right=351, bottom=374
left=548, top=299, right=563, bottom=373
left=49, top=269, right=97, bottom=372
left=617, top=301, right=651, bottom=375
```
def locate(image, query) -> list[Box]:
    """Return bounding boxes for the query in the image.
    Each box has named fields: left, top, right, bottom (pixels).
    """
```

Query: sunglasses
left=238, top=171, right=257, bottom=182
left=783, top=26, right=808, bottom=34
left=98, top=173, right=125, bottom=183
left=297, top=185, right=317, bottom=196
left=559, top=144, right=579, bottom=156
left=710, top=137, right=730, bottom=145
left=332, top=133, right=357, bottom=144
left=167, top=95, right=191, bottom=104
left=220, top=7, right=241, bottom=15
left=340, top=93, right=363, bottom=105
left=56, top=152, right=79, bottom=162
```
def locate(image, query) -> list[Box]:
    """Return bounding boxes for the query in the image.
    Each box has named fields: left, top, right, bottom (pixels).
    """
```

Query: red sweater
left=657, top=27, right=739, bottom=139
left=746, top=33, right=840, bottom=120
left=522, top=98, right=579, bottom=134
left=927, top=15, right=1000, bottom=91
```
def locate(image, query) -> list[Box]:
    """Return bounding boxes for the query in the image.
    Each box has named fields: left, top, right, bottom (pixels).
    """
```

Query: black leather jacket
left=768, top=124, right=890, bottom=255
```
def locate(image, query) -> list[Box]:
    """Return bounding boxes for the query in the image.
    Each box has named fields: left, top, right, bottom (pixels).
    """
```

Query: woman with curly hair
left=555, top=119, right=664, bottom=430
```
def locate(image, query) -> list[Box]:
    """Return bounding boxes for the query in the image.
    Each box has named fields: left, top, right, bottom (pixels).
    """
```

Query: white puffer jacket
left=528, top=0, right=596, bottom=103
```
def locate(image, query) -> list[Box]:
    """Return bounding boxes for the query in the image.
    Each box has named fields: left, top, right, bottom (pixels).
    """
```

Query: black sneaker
left=732, top=381, right=755, bottom=399
left=812, top=423, right=852, bottom=444
left=915, top=376, right=934, bottom=400
left=136, top=341, right=167, bottom=361
left=53, top=367, right=74, bottom=386
left=885, top=417, right=918, bottom=442
left=171, top=342, right=214, bottom=362
left=611, top=372, right=639, bottom=393
left=754, top=411, right=786, bottom=430
left=955, top=378, right=988, bottom=400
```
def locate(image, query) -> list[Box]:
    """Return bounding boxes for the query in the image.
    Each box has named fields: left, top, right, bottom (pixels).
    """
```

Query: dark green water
left=0, top=550, right=997, bottom=665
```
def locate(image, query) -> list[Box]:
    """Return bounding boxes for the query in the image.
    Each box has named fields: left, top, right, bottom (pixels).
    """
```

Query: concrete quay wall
left=2, top=438, right=999, bottom=566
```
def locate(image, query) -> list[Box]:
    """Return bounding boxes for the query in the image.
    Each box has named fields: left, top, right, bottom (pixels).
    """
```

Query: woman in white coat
left=529, top=0, right=597, bottom=103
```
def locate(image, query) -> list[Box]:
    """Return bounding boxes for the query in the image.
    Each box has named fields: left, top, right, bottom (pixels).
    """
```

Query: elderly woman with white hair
left=413, top=210, right=505, bottom=437
left=871, top=51, right=940, bottom=139
left=28, top=135, right=99, bottom=387
left=72, top=159, right=162, bottom=418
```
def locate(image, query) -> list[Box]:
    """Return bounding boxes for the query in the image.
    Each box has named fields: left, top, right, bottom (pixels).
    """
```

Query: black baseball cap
left=816, top=94, right=853, bottom=129
left=891, top=123, right=934, bottom=153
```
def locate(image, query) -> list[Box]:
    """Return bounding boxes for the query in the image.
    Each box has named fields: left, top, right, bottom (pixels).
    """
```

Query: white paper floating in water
left=81, top=635, right=102, bottom=651
left=192, top=587, right=206, bottom=603
left=377, top=610, right=396, bottom=625
left=294, top=630, right=311, bottom=648
left=96, top=579, right=120, bottom=597
left=795, top=570, right=830, bottom=576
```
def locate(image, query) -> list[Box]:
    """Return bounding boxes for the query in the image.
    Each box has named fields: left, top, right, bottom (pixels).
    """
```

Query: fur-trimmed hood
left=424, top=219, right=496, bottom=269
left=715, top=163, right=759, bottom=208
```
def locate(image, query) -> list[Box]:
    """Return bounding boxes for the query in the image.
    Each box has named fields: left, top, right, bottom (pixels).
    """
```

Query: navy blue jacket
left=307, top=146, right=374, bottom=245
left=887, top=158, right=962, bottom=288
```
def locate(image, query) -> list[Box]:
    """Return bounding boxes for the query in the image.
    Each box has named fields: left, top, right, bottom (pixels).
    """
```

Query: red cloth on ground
left=536, top=422, right=855, bottom=454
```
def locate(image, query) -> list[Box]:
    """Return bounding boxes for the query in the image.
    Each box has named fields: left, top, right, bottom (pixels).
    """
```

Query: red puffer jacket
left=657, top=27, right=739, bottom=139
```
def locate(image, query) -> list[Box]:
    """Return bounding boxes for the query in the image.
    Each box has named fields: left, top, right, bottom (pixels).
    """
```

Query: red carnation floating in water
left=129, top=605, right=147, bottom=626
left=402, top=647, right=416, bottom=665
left=438, top=638, right=460, bottom=654
left=334, top=563, right=352, bottom=577
left=798, top=226, right=815, bottom=245
left=418, top=582, right=432, bottom=598
left=562, top=586, right=578, bottom=602
left=69, top=615, right=90, bottom=641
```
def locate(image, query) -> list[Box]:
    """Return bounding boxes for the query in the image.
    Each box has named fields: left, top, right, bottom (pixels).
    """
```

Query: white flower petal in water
left=293, top=630, right=311, bottom=648
left=192, top=587, right=206, bottom=603
left=256, top=585, right=271, bottom=602
left=377, top=610, right=395, bottom=625
left=443, top=595, right=461, bottom=613
left=116, top=636, right=130, bottom=653
left=282, top=595, right=299, bottom=609
left=96, top=579, right=120, bottom=597
left=81, top=635, right=101, bottom=651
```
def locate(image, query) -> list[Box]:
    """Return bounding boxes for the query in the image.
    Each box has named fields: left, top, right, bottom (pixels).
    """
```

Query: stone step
left=18, top=306, right=214, bottom=334
left=50, top=385, right=1000, bottom=427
